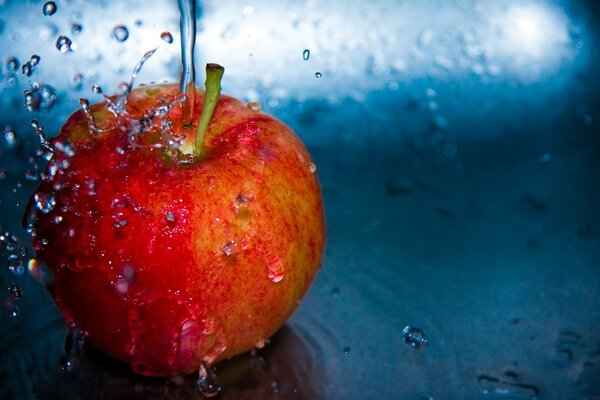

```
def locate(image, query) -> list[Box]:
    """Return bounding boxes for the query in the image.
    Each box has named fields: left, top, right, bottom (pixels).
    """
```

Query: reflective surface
left=1, top=0, right=600, bottom=399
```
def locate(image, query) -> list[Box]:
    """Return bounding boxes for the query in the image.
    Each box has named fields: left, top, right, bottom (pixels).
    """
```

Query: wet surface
left=2, top=0, right=600, bottom=399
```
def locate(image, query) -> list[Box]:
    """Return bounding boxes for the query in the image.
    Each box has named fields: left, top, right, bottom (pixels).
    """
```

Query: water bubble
left=42, top=1, right=57, bottom=16
left=112, top=25, right=129, bottom=42
left=24, top=82, right=58, bottom=112
left=8, top=283, right=23, bottom=300
left=160, top=31, right=173, bottom=44
left=30, top=55, right=41, bottom=66
left=265, top=253, right=285, bottom=283
left=5, top=302, right=20, bottom=318
left=477, top=374, right=539, bottom=399
left=3, top=126, right=18, bottom=149
left=60, top=327, right=86, bottom=374
left=315, top=72, right=322, bottom=78
left=92, top=84, right=102, bottom=94
left=56, top=36, right=73, bottom=53
left=197, top=363, right=221, bottom=398
left=303, top=49, right=310, bottom=61
left=307, top=162, right=317, bottom=173
left=71, top=23, right=83, bottom=35
left=6, top=57, right=19, bottom=72
left=403, top=326, right=427, bottom=349
left=247, top=101, right=261, bottom=112
left=222, top=240, right=237, bottom=257
left=34, top=192, right=56, bottom=213
left=8, top=256, right=25, bottom=276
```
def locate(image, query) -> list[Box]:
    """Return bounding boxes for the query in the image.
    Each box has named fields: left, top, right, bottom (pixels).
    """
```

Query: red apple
left=29, top=67, right=325, bottom=377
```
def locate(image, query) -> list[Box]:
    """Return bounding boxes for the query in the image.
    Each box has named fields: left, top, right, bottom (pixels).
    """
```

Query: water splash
left=178, top=0, right=197, bottom=125
left=125, top=48, right=157, bottom=94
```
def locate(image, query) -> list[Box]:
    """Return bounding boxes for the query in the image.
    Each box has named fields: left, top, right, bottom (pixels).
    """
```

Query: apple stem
left=195, top=63, right=225, bottom=158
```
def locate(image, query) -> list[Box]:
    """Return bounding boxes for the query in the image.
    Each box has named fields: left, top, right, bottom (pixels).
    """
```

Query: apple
left=28, top=65, right=325, bottom=377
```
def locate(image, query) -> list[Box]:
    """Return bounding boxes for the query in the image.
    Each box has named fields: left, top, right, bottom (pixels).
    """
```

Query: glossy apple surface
left=30, top=84, right=325, bottom=376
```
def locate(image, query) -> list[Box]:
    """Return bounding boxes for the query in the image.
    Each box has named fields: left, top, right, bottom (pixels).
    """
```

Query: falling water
left=178, top=0, right=196, bottom=126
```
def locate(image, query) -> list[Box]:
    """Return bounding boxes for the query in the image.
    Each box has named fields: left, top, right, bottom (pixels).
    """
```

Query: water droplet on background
left=343, top=346, right=351, bottom=355
left=42, top=1, right=57, bottom=17
left=197, top=363, right=221, bottom=398
left=403, top=325, right=427, bottom=349
left=315, top=72, right=322, bottom=78
left=112, top=25, right=129, bottom=42
left=71, top=23, right=83, bottom=35
left=303, top=49, right=310, bottom=61
left=160, top=31, right=173, bottom=44
left=92, top=84, right=102, bottom=94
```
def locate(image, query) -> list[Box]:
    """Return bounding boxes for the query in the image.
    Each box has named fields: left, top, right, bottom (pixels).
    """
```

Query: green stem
left=194, top=63, right=225, bottom=158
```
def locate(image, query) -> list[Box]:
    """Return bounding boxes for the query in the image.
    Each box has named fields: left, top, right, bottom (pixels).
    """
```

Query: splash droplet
left=197, top=363, right=221, bottom=398
left=92, top=84, right=102, bottom=94
left=403, top=326, right=427, bottom=349
left=160, top=31, right=173, bottom=43
left=315, top=72, right=322, bottom=78
left=112, top=25, right=129, bottom=42
left=343, top=346, right=351, bottom=355
left=303, top=49, right=310, bottom=61
left=71, top=23, right=83, bottom=35
left=55, top=36, right=73, bottom=53
left=42, top=1, right=57, bottom=16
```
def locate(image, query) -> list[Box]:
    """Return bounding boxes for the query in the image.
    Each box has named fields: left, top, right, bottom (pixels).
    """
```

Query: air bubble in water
left=315, top=72, right=322, bottom=78
left=6, top=57, right=19, bottom=72
left=8, top=283, right=23, bottom=300
left=112, top=25, right=129, bottom=42
left=303, top=49, right=310, bottom=61
left=56, top=36, right=73, bottom=53
left=197, top=363, right=221, bottom=398
left=403, top=326, right=427, bottom=349
left=42, top=1, right=57, bottom=16
left=160, top=31, right=173, bottom=44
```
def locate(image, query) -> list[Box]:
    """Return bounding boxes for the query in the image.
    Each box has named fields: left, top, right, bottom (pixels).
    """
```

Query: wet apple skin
left=33, top=84, right=325, bottom=376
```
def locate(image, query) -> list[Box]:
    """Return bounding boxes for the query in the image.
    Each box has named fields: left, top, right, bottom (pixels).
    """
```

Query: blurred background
left=1, top=0, right=599, bottom=398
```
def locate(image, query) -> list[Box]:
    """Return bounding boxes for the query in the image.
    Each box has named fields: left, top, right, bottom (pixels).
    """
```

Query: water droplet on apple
left=222, top=240, right=236, bottom=257
left=254, top=338, right=267, bottom=349
left=55, top=35, right=73, bottom=53
left=303, top=49, right=310, bottom=61
left=247, top=101, right=261, bottom=111
left=160, top=31, right=173, bottom=44
left=265, top=253, right=285, bottom=283
left=113, top=275, right=129, bottom=295
left=6, top=56, right=19, bottom=72
left=307, top=162, right=317, bottom=173
left=197, top=363, right=220, bottom=398
left=42, top=1, right=57, bottom=16
left=34, top=192, right=56, bottom=213
left=7, top=283, right=23, bottom=300
left=165, top=210, right=177, bottom=223
left=112, top=25, right=129, bottom=42
left=403, top=325, right=427, bottom=349
left=315, top=72, right=323, bottom=78
left=60, top=326, right=86, bottom=374
left=92, top=84, right=102, bottom=94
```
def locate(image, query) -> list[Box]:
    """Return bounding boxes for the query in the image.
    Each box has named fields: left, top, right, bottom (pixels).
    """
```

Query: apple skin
left=30, top=84, right=325, bottom=376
